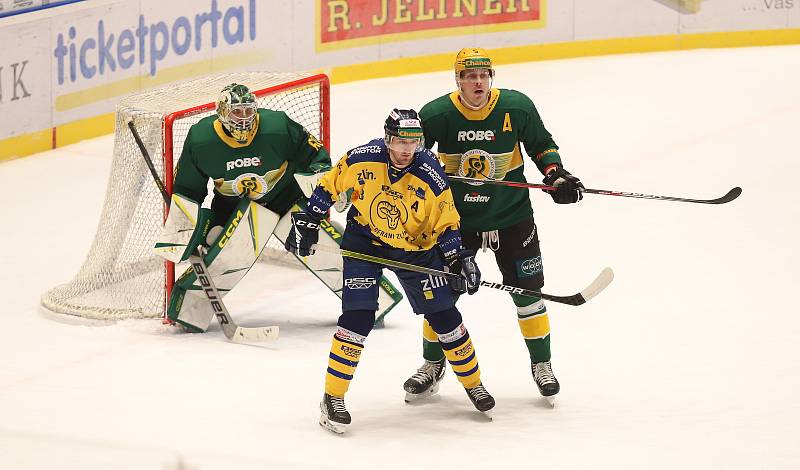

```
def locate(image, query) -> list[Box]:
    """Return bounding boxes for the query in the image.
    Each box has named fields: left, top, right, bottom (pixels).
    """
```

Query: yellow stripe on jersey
left=448, top=89, right=502, bottom=121
left=439, top=146, right=521, bottom=180
left=325, top=336, right=363, bottom=398
left=318, top=152, right=460, bottom=251
left=212, top=115, right=260, bottom=148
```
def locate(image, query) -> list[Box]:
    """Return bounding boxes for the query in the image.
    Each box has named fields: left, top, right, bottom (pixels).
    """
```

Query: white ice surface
left=1, top=45, right=799, bottom=469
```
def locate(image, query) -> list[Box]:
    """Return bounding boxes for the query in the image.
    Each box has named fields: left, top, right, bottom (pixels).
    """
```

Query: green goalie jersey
left=173, top=109, right=330, bottom=215
left=420, top=88, right=563, bottom=232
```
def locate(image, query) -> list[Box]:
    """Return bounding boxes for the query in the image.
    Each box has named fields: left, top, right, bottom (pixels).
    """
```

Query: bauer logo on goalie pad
left=345, top=277, right=377, bottom=290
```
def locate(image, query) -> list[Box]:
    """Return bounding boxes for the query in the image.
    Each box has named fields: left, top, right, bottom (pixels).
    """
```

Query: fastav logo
left=457, top=130, right=495, bottom=142
left=464, top=192, right=490, bottom=203
left=345, top=277, right=377, bottom=289
left=226, top=156, right=261, bottom=171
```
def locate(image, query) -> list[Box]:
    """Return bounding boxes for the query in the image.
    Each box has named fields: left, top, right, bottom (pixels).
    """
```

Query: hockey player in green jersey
left=163, top=83, right=332, bottom=331
left=403, top=48, right=585, bottom=405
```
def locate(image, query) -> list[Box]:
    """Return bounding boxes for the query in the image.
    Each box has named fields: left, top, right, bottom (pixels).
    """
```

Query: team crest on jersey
left=370, top=192, right=409, bottom=234
left=459, top=149, right=496, bottom=185
left=231, top=173, right=268, bottom=198
left=215, top=161, right=288, bottom=199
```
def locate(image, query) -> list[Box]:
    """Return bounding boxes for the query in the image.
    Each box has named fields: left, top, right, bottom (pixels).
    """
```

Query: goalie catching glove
left=543, top=166, right=584, bottom=204
left=285, top=211, right=321, bottom=257
left=445, top=249, right=481, bottom=295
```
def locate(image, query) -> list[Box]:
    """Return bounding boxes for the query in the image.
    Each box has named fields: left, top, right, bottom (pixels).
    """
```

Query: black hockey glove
left=285, top=212, right=320, bottom=257
left=543, top=166, right=584, bottom=204
left=446, top=250, right=481, bottom=295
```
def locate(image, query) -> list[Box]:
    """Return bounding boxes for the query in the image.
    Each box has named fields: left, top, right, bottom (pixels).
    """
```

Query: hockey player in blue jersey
left=285, top=109, right=495, bottom=434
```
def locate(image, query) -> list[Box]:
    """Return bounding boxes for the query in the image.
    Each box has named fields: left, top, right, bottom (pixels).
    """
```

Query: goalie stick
left=311, top=244, right=613, bottom=306
left=127, top=120, right=278, bottom=343
left=448, top=175, right=742, bottom=205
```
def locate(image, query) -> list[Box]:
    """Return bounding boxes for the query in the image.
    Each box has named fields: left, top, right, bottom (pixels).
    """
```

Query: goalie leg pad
left=166, top=199, right=279, bottom=332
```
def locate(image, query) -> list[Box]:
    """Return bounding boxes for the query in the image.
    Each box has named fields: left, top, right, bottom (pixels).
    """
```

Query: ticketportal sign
left=317, top=0, right=544, bottom=50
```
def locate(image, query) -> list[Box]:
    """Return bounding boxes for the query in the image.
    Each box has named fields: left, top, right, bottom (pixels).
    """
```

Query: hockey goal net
left=41, top=72, right=330, bottom=321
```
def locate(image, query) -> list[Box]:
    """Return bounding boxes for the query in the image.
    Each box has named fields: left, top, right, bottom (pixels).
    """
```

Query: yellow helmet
left=454, top=47, right=494, bottom=77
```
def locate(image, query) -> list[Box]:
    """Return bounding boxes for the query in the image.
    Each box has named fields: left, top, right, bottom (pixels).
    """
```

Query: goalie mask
left=216, top=83, right=258, bottom=144
left=384, top=108, right=425, bottom=154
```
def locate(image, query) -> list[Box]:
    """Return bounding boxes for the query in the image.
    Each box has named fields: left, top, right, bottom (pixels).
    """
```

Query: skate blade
left=319, top=414, right=348, bottom=435
left=480, top=409, right=494, bottom=420
left=545, top=396, right=557, bottom=408
left=404, top=382, right=440, bottom=403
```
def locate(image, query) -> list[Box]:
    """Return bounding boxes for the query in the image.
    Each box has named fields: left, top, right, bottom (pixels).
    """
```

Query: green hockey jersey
left=173, top=109, right=330, bottom=215
left=420, top=88, right=563, bottom=232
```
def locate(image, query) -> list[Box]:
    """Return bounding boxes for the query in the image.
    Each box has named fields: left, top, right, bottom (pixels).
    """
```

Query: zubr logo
left=54, top=0, right=257, bottom=85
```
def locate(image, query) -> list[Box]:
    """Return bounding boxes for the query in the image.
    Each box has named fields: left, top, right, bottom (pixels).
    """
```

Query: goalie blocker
left=154, top=195, right=402, bottom=332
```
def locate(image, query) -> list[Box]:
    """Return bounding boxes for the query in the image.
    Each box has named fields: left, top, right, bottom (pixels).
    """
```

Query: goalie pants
left=422, top=215, right=553, bottom=363
left=324, top=233, right=483, bottom=398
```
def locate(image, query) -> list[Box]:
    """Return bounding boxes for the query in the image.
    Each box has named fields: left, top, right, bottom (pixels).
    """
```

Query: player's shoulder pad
left=498, top=88, right=536, bottom=110
left=419, top=93, right=453, bottom=121
left=345, top=138, right=387, bottom=164
left=411, top=150, right=449, bottom=196
left=185, top=115, right=220, bottom=146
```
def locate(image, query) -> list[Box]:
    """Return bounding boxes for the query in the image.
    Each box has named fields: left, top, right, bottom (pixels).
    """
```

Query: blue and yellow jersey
left=308, top=138, right=461, bottom=252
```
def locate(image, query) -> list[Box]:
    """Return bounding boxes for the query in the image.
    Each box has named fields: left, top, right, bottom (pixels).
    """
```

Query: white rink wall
left=2, top=0, right=800, bottom=158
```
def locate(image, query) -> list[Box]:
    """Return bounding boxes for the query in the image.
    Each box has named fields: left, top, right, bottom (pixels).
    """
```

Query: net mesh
left=42, top=72, right=328, bottom=320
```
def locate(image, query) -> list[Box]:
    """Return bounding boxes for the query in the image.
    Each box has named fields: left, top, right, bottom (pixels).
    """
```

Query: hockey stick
left=311, top=243, right=613, bottom=306
left=448, top=175, right=742, bottom=205
left=127, top=120, right=278, bottom=343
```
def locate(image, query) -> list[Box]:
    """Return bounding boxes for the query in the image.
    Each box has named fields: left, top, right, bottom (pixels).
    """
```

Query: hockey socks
left=513, top=295, right=552, bottom=363
left=324, top=327, right=366, bottom=398
left=421, top=319, right=446, bottom=362
left=439, top=328, right=481, bottom=389
left=426, top=307, right=482, bottom=389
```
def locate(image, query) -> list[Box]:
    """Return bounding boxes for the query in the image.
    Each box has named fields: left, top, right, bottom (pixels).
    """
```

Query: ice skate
left=403, top=358, right=446, bottom=402
left=532, top=361, right=560, bottom=407
left=319, top=393, right=351, bottom=434
left=465, top=382, right=495, bottom=418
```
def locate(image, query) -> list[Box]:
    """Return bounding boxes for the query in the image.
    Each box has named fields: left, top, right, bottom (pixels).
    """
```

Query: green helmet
left=216, top=83, right=258, bottom=144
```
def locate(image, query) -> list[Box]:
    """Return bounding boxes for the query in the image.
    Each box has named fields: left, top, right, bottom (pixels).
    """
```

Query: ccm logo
left=457, top=130, right=495, bottom=141
left=226, top=157, right=261, bottom=171
left=296, top=220, right=319, bottom=230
